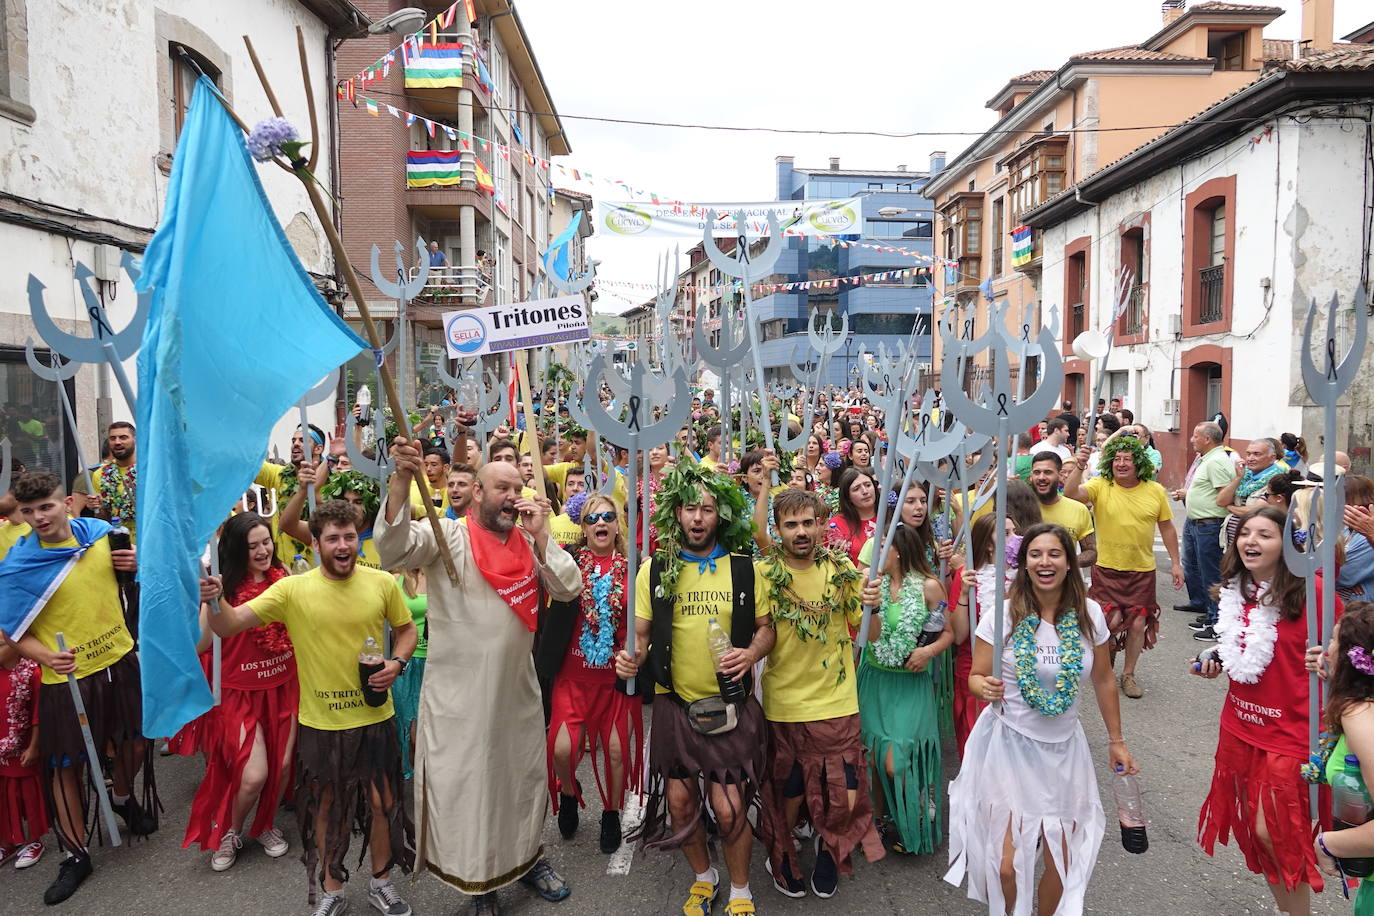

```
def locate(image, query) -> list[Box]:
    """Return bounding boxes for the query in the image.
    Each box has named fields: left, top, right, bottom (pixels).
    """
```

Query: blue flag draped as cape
left=0, top=517, right=113, bottom=640
left=133, top=78, right=365, bottom=737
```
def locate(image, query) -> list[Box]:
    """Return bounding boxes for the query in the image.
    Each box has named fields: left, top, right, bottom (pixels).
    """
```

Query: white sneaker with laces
left=312, top=892, right=349, bottom=916
left=210, top=828, right=241, bottom=872
left=14, top=841, right=43, bottom=869
left=257, top=826, right=288, bottom=858
left=368, top=879, right=412, bottom=916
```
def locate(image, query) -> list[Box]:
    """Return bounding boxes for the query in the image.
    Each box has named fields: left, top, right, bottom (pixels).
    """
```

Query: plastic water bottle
left=1112, top=769, right=1148, bottom=854
left=917, top=601, right=948, bottom=648
left=291, top=553, right=311, bottom=575
left=358, top=636, right=387, bottom=707
left=357, top=384, right=372, bottom=425
left=706, top=617, right=745, bottom=704
left=1331, top=754, right=1374, bottom=877
left=108, top=523, right=134, bottom=585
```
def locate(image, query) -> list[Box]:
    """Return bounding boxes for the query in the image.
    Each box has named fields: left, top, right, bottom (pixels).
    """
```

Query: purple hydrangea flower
left=565, top=492, right=589, bottom=524
left=1005, top=533, right=1024, bottom=568
left=887, top=489, right=899, bottom=508
left=246, top=117, right=300, bottom=163
left=822, top=451, right=843, bottom=470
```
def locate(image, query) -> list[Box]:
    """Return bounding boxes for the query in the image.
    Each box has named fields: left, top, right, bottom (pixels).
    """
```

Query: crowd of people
left=0, top=380, right=1373, bottom=916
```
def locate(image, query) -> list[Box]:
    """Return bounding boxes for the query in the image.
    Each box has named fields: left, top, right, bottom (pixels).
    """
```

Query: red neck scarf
left=467, top=518, right=539, bottom=631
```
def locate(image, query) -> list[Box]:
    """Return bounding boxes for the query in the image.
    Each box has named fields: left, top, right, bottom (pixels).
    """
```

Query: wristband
left=391, top=656, right=410, bottom=675
left=1318, top=833, right=1334, bottom=858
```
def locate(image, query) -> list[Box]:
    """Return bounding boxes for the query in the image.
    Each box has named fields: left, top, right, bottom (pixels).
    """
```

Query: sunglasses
left=583, top=511, right=618, bottom=525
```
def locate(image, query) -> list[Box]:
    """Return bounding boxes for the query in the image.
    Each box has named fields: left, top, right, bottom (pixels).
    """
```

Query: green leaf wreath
left=317, top=469, right=381, bottom=520
left=759, top=544, right=861, bottom=683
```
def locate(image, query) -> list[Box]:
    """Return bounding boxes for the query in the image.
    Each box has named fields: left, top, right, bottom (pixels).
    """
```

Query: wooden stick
left=516, top=351, right=546, bottom=498
left=294, top=27, right=320, bottom=173
left=242, top=33, right=459, bottom=585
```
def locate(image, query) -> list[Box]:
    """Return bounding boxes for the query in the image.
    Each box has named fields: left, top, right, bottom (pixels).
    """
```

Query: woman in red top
left=827, top=468, right=878, bottom=565
left=0, top=644, right=47, bottom=869
left=177, top=512, right=297, bottom=872
left=1192, top=505, right=1337, bottom=915
left=540, top=494, right=641, bottom=856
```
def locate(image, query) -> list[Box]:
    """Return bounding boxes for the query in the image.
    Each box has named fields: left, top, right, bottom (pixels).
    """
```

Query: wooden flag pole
left=516, top=351, right=547, bottom=499
left=243, top=31, right=458, bottom=585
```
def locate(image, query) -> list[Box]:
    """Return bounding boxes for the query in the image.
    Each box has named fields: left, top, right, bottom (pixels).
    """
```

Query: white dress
left=944, top=600, right=1109, bottom=915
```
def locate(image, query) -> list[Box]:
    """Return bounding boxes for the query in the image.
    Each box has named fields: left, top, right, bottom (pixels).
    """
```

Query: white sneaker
left=210, top=829, right=241, bottom=872
left=257, top=825, right=288, bottom=858
left=367, top=880, right=412, bottom=916
left=14, top=841, right=42, bottom=868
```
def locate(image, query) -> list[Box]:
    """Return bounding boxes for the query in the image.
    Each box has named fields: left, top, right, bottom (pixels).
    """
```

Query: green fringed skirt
left=857, top=657, right=943, bottom=855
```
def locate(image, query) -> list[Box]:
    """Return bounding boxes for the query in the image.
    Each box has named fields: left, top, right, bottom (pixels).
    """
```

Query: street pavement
left=5, top=541, right=1352, bottom=915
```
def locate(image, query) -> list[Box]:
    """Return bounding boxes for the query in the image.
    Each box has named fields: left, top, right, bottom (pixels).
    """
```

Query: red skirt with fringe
left=1197, top=727, right=1325, bottom=892
left=546, top=678, right=642, bottom=814
left=180, top=681, right=298, bottom=851
left=0, top=765, right=49, bottom=845
left=951, top=640, right=985, bottom=760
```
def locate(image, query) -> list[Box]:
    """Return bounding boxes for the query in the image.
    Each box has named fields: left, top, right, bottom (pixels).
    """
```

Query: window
left=991, top=197, right=1005, bottom=277
left=938, top=192, right=984, bottom=287
left=512, top=171, right=523, bottom=223
left=1005, top=136, right=1067, bottom=220
left=170, top=44, right=222, bottom=141
left=493, top=139, right=510, bottom=214
left=1200, top=203, right=1226, bottom=323
left=1183, top=175, right=1235, bottom=333
left=0, top=0, right=34, bottom=125
left=1063, top=236, right=1091, bottom=348
left=1120, top=226, right=1148, bottom=337
left=963, top=206, right=981, bottom=256
left=494, top=233, right=509, bottom=304
left=863, top=219, right=933, bottom=240
left=1208, top=31, right=1245, bottom=70
left=0, top=344, right=76, bottom=479
left=1205, top=365, right=1223, bottom=417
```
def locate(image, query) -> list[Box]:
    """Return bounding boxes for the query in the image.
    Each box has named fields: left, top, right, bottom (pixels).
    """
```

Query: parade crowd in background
left=3, top=378, right=1374, bottom=916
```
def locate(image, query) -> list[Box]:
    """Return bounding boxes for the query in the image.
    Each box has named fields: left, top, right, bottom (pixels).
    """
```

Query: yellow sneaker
left=723, top=899, right=757, bottom=915
left=683, top=880, right=720, bottom=916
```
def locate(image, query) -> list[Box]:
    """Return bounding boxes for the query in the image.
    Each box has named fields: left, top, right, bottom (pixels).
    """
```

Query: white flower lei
left=1215, top=580, right=1277, bottom=684
left=971, top=563, right=1015, bottom=627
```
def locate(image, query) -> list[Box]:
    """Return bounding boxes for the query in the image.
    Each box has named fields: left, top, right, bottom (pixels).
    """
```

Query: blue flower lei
left=1012, top=612, right=1084, bottom=717
left=576, top=550, right=626, bottom=668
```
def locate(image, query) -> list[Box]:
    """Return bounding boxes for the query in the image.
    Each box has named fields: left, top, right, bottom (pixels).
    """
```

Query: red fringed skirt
left=546, top=678, right=642, bottom=813
left=1197, top=728, right=1325, bottom=892
left=0, top=764, right=49, bottom=846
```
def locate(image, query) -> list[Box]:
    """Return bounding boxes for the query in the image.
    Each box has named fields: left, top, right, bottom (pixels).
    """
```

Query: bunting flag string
left=346, top=1, right=468, bottom=90
left=595, top=262, right=934, bottom=298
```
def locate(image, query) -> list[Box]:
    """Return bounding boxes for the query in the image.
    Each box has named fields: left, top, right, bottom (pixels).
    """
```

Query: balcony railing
left=1199, top=265, right=1225, bottom=323
left=1124, top=284, right=1146, bottom=336
left=1069, top=301, right=1085, bottom=339
left=409, top=265, right=491, bottom=307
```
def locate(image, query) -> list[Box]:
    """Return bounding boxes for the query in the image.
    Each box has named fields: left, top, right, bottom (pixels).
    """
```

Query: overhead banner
left=596, top=198, right=863, bottom=239
left=442, top=295, right=590, bottom=358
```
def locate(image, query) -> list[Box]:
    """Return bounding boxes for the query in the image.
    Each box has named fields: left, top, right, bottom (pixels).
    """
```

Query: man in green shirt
left=1180, top=422, right=1231, bottom=639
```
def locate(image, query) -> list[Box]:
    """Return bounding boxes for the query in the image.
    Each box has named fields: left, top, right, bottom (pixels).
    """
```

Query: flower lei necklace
left=1012, top=611, right=1084, bottom=717
left=99, top=462, right=136, bottom=524
left=760, top=546, right=861, bottom=683
left=0, top=659, right=37, bottom=760
left=872, top=572, right=930, bottom=669
left=1215, top=580, right=1276, bottom=684
left=576, top=550, right=627, bottom=668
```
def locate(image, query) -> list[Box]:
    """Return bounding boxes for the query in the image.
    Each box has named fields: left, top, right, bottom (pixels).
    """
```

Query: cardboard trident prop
left=580, top=355, right=693, bottom=696
left=56, top=632, right=121, bottom=846
left=25, top=345, right=94, bottom=496
left=941, top=301, right=1063, bottom=676
left=295, top=368, right=339, bottom=522
left=28, top=252, right=150, bottom=414
left=370, top=238, right=430, bottom=416
left=694, top=292, right=751, bottom=465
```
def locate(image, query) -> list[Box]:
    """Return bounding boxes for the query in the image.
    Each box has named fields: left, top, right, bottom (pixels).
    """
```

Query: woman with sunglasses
left=534, top=494, right=641, bottom=856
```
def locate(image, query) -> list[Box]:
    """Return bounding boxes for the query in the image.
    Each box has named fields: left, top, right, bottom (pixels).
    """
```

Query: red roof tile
left=1187, top=1, right=1283, bottom=11
left=1282, top=44, right=1374, bottom=70
left=1068, top=45, right=1212, bottom=62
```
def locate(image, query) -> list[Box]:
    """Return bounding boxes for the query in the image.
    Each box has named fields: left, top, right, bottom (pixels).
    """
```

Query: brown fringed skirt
left=38, top=650, right=158, bottom=853
left=633, top=694, right=765, bottom=853
left=760, top=714, right=884, bottom=876
left=1090, top=565, right=1160, bottom=652
left=295, top=719, right=415, bottom=904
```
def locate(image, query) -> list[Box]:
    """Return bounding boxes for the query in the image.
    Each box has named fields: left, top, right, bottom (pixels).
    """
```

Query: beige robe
left=375, top=509, right=581, bottom=893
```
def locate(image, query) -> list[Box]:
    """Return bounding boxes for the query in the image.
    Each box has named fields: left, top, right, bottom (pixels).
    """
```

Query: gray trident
left=29, top=252, right=150, bottom=412
left=580, top=355, right=693, bottom=696
left=694, top=291, right=751, bottom=465
left=0, top=438, right=11, bottom=504
left=370, top=238, right=430, bottom=414
left=24, top=344, right=94, bottom=496
left=703, top=211, right=784, bottom=479
left=807, top=308, right=849, bottom=431
left=941, top=300, right=1064, bottom=675
left=296, top=369, right=340, bottom=520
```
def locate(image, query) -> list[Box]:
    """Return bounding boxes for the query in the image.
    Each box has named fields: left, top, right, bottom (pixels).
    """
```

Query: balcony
left=1199, top=265, right=1225, bottom=323
left=1124, top=284, right=1146, bottom=336
left=409, top=265, right=491, bottom=320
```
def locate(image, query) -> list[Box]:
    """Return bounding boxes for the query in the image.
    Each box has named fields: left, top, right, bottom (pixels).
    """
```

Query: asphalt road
left=5, top=539, right=1351, bottom=916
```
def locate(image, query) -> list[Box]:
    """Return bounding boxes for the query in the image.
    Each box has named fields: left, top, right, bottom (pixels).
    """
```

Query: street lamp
left=364, top=7, right=427, bottom=36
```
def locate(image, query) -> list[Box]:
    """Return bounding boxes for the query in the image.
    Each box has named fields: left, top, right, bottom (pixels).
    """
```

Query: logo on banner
left=604, top=205, right=653, bottom=236
left=809, top=202, right=858, bottom=234
left=445, top=313, right=486, bottom=354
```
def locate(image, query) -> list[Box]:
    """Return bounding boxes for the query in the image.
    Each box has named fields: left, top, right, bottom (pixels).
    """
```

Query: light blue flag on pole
left=134, top=77, right=366, bottom=737
left=543, top=211, right=582, bottom=282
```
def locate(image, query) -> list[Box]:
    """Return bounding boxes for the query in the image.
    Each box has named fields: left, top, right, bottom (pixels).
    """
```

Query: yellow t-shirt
left=410, top=478, right=450, bottom=514
left=0, top=520, right=32, bottom=559
left=255, top=462, right=312, bottom=567
left=758, top=558, right=861, bottom=723
left=634, top=559, right=765, bottom=704
left=545, top=461, right=629, bottom=510
left=248, top=565, right=411, bottom=730
left=549, top=513, right=582, bottom=549
left=1084, top=477, right=1173, bottom=572
left=28, top=533, right=134, bottom=685
left=356, top=534, right=382, bottom=570
left=700, top=456, right=720, bottom=472
left=1038, top=496, right=1095, bottom=545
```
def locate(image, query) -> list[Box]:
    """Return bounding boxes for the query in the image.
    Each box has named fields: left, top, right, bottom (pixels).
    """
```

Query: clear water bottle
left=1112, top=769, right=1148, bottom=854
left=108, top=523, right=134, bottom=585
left=357, top=384, right=372, bottom=425
left=706, top=617, right=745, bottom=704
left=358, top=636, right=387, bottom=707
left=291, top=553, right=311, bottom=575
left=1331, top=754, right=1374, bottom=877
left=917, top=601, right=947, bottom=648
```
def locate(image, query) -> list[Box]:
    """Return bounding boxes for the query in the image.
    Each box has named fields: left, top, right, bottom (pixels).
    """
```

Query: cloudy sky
left=515, top=0, right=1367, bottom=313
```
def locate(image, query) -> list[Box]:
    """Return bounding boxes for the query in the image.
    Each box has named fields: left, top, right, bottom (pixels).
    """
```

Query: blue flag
left=133, top=78, right=365, bottom=737
left=543, top=211, right=582, bottom=283
left=0, top=517, right=112, bottom=640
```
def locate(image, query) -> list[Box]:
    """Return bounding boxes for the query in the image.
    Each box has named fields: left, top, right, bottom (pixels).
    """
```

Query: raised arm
left=1217, top=465, right=1245, bottom=513
left=278, top=462, right=318, bottom=545
left=1063, top=445, right=1092, bottom=504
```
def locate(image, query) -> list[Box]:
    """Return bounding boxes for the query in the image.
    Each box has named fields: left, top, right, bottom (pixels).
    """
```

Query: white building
left=1025, top=44, right=1374, bottom=484
left=0, top=0, right=366, bottom=483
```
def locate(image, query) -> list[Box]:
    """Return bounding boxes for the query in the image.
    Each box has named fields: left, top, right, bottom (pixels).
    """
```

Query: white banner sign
left=442, top=295, right=590, bottom=358
left=596, top=198, right=863, bottom=239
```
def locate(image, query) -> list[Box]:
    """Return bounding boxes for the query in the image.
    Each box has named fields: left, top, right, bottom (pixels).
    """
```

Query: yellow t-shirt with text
left=634, top=559, right=765, bottom=704
left=248, top=565, right=411, bottom=730
left=758, top=558, right=861, bottom=723
left=1084, top=477, right=1172, bottom=572
left=549, top=514, right=582, bottom=550
left=28, top=534, right=134, bottom=686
